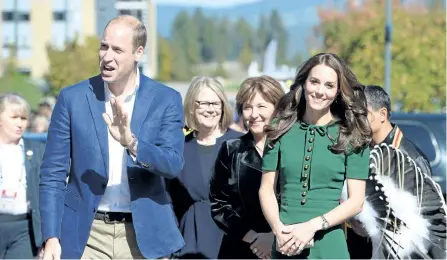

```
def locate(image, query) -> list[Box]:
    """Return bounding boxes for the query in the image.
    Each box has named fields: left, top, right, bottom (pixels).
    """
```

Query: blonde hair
left=0, top=93, right=30, bottom=120
left=183, top=76, right=233, bottom=131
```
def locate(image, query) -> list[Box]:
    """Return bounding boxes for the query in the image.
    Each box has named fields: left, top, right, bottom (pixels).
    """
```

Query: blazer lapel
left=130, top=74, right=155, bottom=136
left=23, top=140, right=32, bottom=201
left=86, top=75, right=109, bottom=177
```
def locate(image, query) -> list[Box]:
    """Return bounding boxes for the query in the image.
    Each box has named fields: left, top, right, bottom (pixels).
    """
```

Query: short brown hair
left=105, top=15, right=147, bottom=51
left=236, top=75, right=285, bottom=117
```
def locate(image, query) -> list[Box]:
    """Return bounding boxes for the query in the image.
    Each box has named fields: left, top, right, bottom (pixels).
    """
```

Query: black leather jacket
left=381, top=124, right=432, bottom=176
left=209, top=132, right=271, bottom=240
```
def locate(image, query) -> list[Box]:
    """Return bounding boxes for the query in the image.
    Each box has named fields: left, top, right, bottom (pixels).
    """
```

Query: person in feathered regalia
left=344, top=85, right=446, bottom=259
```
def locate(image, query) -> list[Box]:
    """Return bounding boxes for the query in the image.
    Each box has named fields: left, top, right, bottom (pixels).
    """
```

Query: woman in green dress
left=259, top=53, right=372, bottom=259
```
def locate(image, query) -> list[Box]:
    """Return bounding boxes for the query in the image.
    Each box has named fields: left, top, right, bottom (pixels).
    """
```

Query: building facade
left=0, top=0, right=157, bottom=80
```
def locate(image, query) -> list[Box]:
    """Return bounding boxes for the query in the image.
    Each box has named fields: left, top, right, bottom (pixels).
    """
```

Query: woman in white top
left=0, top=93, right=46, bottom=258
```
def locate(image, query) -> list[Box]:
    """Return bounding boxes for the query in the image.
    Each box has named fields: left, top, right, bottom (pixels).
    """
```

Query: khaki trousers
left=81, top=219, right=145, bottom=259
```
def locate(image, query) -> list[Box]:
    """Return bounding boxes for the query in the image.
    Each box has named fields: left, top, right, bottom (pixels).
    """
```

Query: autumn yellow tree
left=46, top=36, right=99, bottom=96
left=157, top=36, right=173, bottom=82
left=315, top=0, right=446, bottom=112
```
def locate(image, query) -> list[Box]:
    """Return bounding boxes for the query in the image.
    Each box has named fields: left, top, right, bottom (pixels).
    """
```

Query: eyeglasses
left=195, top=101, right=222, bottom=109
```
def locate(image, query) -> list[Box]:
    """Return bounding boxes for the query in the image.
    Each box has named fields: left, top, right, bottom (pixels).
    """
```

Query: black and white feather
left=342, top=143, right=447, bottom=259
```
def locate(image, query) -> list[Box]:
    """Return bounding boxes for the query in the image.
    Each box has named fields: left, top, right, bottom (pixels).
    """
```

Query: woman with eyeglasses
left=167, top=77, right=242, bottom=259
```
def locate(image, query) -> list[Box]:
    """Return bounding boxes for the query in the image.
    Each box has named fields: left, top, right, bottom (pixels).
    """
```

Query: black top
left=167, top=129, right=242, bottom=259
left=197, top=144, right=217, bottom=187
left=382, top=123, right=432, bottom=176
left=210, top=132, right=271, bottom=259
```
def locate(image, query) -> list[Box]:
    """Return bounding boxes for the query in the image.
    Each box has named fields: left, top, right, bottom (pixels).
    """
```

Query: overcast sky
left=154, top=0, right=263, bottom=8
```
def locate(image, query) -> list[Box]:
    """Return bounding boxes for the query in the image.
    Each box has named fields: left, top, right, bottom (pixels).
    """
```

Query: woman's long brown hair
left=265, top=53, right=372, bottom=154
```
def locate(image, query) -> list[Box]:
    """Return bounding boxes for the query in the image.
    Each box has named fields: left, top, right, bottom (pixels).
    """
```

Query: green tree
left=239, top=41, right=253, bottom=68
left=213, top=62, right=228, bottom=78
left=171, top=47, right=193, bottom=81
left=269, top=9, right=288, bottom=65
left=0, top=47, right=43, bottom=109
left=172, top=11, right=200, bottom=66
left=215, top=18, right=231, bottom=62
left=157, top=36, right=173, bottom=82
left=316, top=0, right=446, bottom=112
left=192, top=8, right=217, bottom=62
left=256, top=14, right=270, bottom=70
left=257, top=15, right=270, bottom=54
left=288, top=52, right=304, bottom=67
left=234, top=18, right=255, bottom=69
left=45, top=36, right=99, bottom=96
left=201, top=18, right=217, bottom=62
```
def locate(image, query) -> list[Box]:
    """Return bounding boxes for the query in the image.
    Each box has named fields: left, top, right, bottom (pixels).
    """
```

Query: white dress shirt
left=97, top=70, right=140, bottom=213
left=0, top=139, right=28, bottom=215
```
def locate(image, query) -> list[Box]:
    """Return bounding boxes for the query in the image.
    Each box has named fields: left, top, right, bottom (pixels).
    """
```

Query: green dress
left=262, top=121, right=370, bottom=259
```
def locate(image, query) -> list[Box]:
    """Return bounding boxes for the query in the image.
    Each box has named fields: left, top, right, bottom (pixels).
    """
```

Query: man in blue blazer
left=40, top=15, right=185, bottom=259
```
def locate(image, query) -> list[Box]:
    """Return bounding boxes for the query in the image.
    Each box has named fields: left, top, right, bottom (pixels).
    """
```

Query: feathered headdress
left=342, top=143, right=446, bottom=259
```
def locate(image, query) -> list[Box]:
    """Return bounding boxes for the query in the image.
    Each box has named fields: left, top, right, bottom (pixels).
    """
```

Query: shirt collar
left=104, top=68, right=140, bottom=102
left=18, top=138, right=24, bottom=148
left=382, top=123, right=398, bottom=145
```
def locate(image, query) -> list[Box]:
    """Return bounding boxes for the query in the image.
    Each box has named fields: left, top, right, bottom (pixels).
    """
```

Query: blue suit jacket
left=39, top=74, right=185, bottom=259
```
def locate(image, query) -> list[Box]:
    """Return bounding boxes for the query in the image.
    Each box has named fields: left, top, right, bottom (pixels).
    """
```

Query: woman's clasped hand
left=249, top=232, right=274, bottom=259
left=275, top=222, right=316, bottom=257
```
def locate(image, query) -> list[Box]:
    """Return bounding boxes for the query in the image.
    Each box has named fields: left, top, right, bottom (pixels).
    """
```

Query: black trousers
left=0, top=216, right=36, bottom=259
left=346, top=227, right=372, bottom=259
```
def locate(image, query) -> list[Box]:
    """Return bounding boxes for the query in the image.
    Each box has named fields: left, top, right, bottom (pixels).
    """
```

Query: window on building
left=118, top=9, right=142, bottom=20
left=136, top=10, right=142, bottom=20
left=2, top=12, right=14, bottom=21
left=2, top=12, right=30, bottom=21
left=53, top=12, right=66, bottom=21
left=20, top=36, right=31, bottom=49
left=19, top=13, right=30, bottom=21
left=119, top=10, right=131, bottom=15
left=2, top=36, right=10, bottom=48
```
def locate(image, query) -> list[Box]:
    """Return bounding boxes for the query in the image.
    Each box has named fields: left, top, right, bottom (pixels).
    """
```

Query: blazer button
left=303, top=183, right=308, bottom=188
left=302, top=191, right=307, bottom=197
left=309, top=138, right=314, bottom=143
left=303, top=173, right=308, bottom=178
left=310, top=130, right=315, bottom=135
left=304, top=165, right=309, bottom=170
left=301, top=199, right=307, bottom=204
left=307, top=147, right=312, bottom=152
left=305, top=156, right=310, bottom=161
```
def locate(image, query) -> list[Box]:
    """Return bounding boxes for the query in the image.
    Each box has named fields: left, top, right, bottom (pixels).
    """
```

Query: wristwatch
left=320, top=215, right=329, bottom=230
left=124, top=133, right=137, bottom=151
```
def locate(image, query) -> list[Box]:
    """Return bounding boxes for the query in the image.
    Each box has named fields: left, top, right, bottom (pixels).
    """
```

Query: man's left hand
left=102, top=97, right=133, bottom=146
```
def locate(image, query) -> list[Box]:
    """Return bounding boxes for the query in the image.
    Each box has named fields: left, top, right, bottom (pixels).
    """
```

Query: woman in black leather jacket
left=209, top=76, right=285, bottom=259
